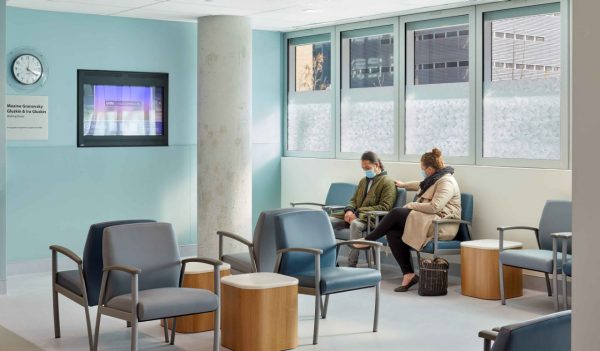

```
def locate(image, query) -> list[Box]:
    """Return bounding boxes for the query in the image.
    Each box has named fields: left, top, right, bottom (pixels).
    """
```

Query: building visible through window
left=413, top=25, right=469, bottom=85
left=349, top=34, right=394, bottom=88
left=491, top=13, right=560, bottom=81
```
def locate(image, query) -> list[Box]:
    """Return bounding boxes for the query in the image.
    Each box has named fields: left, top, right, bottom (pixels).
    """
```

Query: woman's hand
left=344, top=210, right=357, bottom=224
left=395, top=180, right=405, bottom=188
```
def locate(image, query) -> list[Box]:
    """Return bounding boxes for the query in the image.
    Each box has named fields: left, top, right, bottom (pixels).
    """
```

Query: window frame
left=475, top=0, right=570, bottom=169
left=283, top=27, right=336, bottom=158
left=281, top=0, right=570, bottom=170
left=335, top=17, right=400, bottom=161
left=399, top=7, right=477, bottom=165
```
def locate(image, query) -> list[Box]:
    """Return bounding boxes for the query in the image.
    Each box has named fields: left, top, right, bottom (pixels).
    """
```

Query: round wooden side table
left=161, top=262, right=231, bottom=333
left=461, top=239, right=523, bottom=300
left=221, top=272, right=298, bottom=351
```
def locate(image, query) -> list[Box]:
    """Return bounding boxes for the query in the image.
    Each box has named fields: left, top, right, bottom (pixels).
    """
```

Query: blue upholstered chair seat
left=292, top=267, right=381, bottom=295
left=563, top=261, right=572, bottom=277
left=56, top=270, right=83, bottom=296
left=106, top=287, right=218, bottom=322
left=221, top=252, right=253, bottom=273
left=421, top=240, right=462, bottom=253
left=500, top=250, right=571, bottom=273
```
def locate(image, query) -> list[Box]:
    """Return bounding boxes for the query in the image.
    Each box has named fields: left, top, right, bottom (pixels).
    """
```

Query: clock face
left=12, top=54, right=43, bottom=85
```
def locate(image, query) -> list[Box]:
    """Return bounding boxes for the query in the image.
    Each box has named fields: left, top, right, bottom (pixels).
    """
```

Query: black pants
left=365, top=207, right=414, bottom=274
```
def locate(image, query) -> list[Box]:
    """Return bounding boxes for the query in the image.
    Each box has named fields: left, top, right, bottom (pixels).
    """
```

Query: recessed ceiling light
left=303, top=8, right=319, bottom=13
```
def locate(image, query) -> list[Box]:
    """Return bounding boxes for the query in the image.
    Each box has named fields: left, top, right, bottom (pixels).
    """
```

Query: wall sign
left=6, top=95, right=48, bottom=140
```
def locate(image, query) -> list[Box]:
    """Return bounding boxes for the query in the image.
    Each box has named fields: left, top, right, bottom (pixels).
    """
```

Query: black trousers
left=365, top=207, right=414, bottom=274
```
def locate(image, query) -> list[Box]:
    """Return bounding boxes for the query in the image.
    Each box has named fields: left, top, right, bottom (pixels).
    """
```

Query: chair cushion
left=334, top=228, right=351, bottom=241
left=420, top=240, right=462, bottom=253
left=500, top=249, right=571, bottom=273
left=106, top=287, right=218, bottom=322
left=292, top=267, right=381, bottom=295
left=222, top=252, right=254, bottom=273
left=563, top=261, right=572, bottom=277
left=56, top=270, right=83, bottom=296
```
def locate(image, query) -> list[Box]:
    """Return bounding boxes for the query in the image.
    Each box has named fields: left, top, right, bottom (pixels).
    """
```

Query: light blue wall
left=5, top=8, right=282, bottom=263
left=252, top=31, right=282, bottom=226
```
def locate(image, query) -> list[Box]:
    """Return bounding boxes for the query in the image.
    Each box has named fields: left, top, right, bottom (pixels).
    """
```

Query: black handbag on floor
left=418, top=257, right=449, bottom=296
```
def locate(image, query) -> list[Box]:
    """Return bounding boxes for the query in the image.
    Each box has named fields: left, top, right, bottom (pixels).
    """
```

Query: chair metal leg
left=483, top=339, right=492, bottom=351
left=131, top=318, right=138, bottom=351
left=563, top=273, right=569, bottom=310
left=170, top=318, right=177, bottom=345
left=163, top=319, right=169, bottom=343
left=52, top=290, right=60, bottom=338
left=499, top=263, right=506, bottom=305
left=93, top=310, right=102, bottom=351
left=544, top=273, right=553, bottom=296
left=373, top=283, right=380, bottom=332
left=552, top=271, right=559, bottom=311
left=322, top=295, right=330, bottom=319
left=313, top=292, right=320, bottom=345
left=83, top=305, right=94, bottom=351
left=213, top=307, right=221, bottom=351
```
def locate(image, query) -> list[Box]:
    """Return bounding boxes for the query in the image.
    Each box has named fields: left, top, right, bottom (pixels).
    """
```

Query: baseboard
left=7, top=244, right=200, bottom=276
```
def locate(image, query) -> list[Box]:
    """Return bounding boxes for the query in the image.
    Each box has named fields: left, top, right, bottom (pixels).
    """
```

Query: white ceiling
left=5, top=0, right=484, bottom=31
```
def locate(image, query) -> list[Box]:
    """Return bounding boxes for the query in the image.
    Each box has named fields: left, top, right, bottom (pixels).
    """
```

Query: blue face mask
left=420, top=169, right=428, bottom=179
left=365, top=169, right=377, bottom=179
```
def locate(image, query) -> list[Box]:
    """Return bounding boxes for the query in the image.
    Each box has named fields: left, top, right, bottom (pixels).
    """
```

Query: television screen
left=77, top=70, right=168, bottom=147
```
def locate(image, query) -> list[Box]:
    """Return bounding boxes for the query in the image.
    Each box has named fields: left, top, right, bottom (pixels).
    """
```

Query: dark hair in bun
left=421, top=148, right=445, bottom=170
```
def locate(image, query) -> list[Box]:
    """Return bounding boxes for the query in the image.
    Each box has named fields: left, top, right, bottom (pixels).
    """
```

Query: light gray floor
left=0, top=267, right=558, bottom=351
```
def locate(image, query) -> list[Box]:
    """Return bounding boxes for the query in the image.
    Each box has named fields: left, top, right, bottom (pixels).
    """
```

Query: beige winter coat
left=400, top=174, right=461, bottom=251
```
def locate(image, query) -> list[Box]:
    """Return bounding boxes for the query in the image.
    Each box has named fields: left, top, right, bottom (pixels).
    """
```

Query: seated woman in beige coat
left=354, top=148, right=461, bottom=292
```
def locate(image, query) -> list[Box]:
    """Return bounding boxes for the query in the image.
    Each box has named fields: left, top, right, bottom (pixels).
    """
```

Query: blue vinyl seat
left=498, top=200, right=572, bottom=310
left=50, top=219, right=156, bottom=350
left=479, top=310, right=571, bottom=351
left=274, top=210, right=382, bottom=345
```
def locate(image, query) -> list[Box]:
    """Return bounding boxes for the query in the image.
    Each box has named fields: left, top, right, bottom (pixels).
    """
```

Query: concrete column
left=197, top=16, right=252, bottom=258
left=572, top=0, right=600, bottom=350
left=0, top=0, right=7, bottom=295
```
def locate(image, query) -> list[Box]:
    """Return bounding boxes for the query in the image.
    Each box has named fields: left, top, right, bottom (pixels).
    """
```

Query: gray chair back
left=275, top=210, right=337, bottom=276
left=102, top=222, right=181, bottom=302
left=491, top=311, right=571, bottom=351
left=324, top=183, right=357, bottom=207
left=253, top=208, right=311, bottom=272
left=538, top=200, right=572, bottom=252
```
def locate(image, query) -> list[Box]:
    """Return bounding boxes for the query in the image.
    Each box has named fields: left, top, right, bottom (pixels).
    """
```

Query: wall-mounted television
left=77, top=70, right=168, bottom=147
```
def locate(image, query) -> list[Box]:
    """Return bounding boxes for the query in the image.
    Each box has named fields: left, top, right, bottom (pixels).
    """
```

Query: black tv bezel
left=77, top=69, right=169, bottom=147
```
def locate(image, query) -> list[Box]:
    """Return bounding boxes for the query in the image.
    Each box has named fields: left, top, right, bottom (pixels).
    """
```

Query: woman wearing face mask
left=330, top=151, right=397, bottom=267
left=354, top=148, right=461, bottom=292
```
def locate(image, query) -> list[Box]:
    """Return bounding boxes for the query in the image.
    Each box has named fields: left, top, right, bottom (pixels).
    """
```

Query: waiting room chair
left=50, top=219, right=155, bottom=350
left=217, top=208, right=310, bottom=273
left=333, top=188, right=406, bottom=266
left=552, top=232, right=572, bottom=310
left=93, top=222, right=222, bottom=351
left=290, top=182, right=357, bottom=215
left=416, top=192, right=474, bottom=260
left=498, top=200, right=572, bottom=310
left=273, top=210, right=382, bottom=345
left=478, top=310, right=571, bottom=351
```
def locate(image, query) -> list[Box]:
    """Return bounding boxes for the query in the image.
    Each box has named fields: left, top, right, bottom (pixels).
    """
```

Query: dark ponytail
left=361, top=151, right=384, bottom=170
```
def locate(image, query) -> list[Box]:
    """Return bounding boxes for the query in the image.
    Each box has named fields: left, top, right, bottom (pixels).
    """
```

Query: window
left=483, top=7, right=562, bottom=161
left=404, top=17, right=472, bottom=158
left=294, top=42, right=331, bottom=92
left=340, top=26, right=396, bottom=155
left=286, top=35, right=333, bottom=153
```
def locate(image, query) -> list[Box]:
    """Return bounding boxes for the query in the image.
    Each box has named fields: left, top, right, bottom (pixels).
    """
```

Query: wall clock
left=7, top=48, right=48, bottom=90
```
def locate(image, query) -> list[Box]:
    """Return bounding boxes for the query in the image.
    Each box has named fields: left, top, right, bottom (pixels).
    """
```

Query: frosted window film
left=483, top=77, right=560, bottom=160
left=405, top=83, right=470, bottom=156
left=340, top=87, right=394, bottom=154
left=287, top=93, right=332, bottom=152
